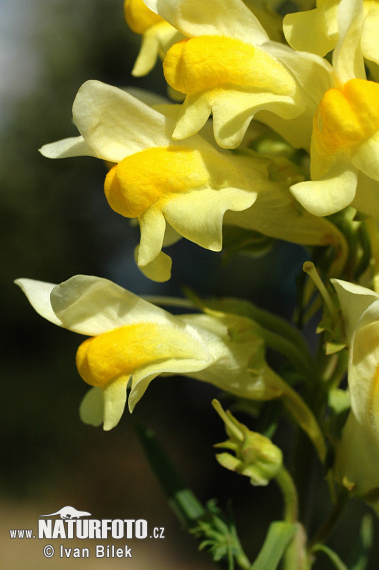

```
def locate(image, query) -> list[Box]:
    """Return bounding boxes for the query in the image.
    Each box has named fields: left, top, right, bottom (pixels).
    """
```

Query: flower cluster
left=16, top=0, right=379, bottom=552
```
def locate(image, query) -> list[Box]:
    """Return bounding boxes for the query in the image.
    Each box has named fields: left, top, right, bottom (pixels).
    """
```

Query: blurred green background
left=2, top=0, right=378, bottom=568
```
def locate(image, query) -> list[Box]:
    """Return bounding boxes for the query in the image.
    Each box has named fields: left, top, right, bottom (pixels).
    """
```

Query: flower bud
left=212, top=400, right=282, bottom=486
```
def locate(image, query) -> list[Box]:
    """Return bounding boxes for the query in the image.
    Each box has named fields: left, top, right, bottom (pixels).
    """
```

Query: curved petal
left=135, top=247, right=172, bottom=282
left=79, top=387, right=104, bottom=427
left=331, top=279, right=379, bottom=342
left=144, top=0, right=268, bottom=45
left=290, top=159, right=357, bottom=216
left=211, top=89, right=304, bottom=150
left=72, top=80, right=174, bottom=162
left=137, top=207, right=166, bottom=266
left=49, top=275, right=173, bottom=335
left=362, top=4, right=379, bottom=65
left=349, top=300, right=379, bottom=428
left=128, top=352, right=211, bottom=411
left=132, top=29, right=160, bottom=76
left=333, top=0, right=366, bottom=84
left=102, top=376, right=130, bottom=430
left=351, top=131, right=379, bottom=182
left=15, top=278, right=61, bottom=326
left=39, top=136, right=97, bottom=159
left=283, top=2, right=338, bottom=56
left=162, top=187, right=257, bottom=251
left=172, top=93, right=213, bottom=142
left=335, top=410, right=379, bottom=499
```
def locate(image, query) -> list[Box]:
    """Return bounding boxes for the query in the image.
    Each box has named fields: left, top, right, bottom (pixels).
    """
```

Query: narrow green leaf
left=249, top=521, right=297, bottom=570
left=311, top=544, right=348, bottom=570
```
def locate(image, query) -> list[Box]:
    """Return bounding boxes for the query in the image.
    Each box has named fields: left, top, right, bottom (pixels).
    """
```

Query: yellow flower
left=290, top=0, right=379, bottom=219
left=39, top=81, right=259, bottom=282
left=124, top=0, right=182, bottom=76
left=332, top=279, right=379, bottom=511
left=284, top=0, right=379, bottom=70
left=143, top=0, right=333, bottom=149
left=15, top=275, right=325, bottom=457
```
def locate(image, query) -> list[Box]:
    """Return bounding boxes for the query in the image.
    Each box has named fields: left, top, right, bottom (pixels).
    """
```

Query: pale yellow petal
left=135, top=247, right=172, bottom=282
left=49, top=275, right=173, bottom=336
left=348, top=301, right=379, bottom=429
left=79, top=387, right=104, bottom=427
left=72, top=80, right=173, bottom=162
left=333, top=0, right=366, bottom=84
left=144, top=0, right=268, bottom=45
left=137, top=207, right=166, bottom=266
left=351, top=131, right=379, bottom=182
left=128, top=347, right=211, bottom=411
left=15, top=278, right=61, bottom=326
left=102, top=376, right=130, bottom=431
left=131, top=29, right=160, bottom=76
left=290, top=159, right=357, bottom=216
left=162, top=187, right=257, bottom=251
left=335, top=410, right=379, bottom=500
left=362, top=4, right=379, bottom=65
left=283, top=2, right=337, bottom=56
left=39, top=136, right=97, bottom=159
left=172, top=94, right=213, bottom=142
left=331, top=279, right=379, bottom=342
left=211, top=89, right=304, bottom=150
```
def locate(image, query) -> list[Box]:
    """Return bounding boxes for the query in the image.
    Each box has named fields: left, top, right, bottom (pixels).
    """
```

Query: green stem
left=275, top=467, right=311, bottom=570
left=275, top=466, right=299, bottom=524
left=234, top=544, right=252, bottom=570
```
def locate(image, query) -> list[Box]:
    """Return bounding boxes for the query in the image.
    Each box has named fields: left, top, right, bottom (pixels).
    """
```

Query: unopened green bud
left=212, top=400, right=282, bottom=486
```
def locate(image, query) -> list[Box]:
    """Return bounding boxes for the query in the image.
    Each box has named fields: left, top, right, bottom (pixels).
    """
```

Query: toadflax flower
left=143, top=0, right=333, bottom=149
left=332, top=278, right=379, bottom=512
left=124, top=0, right=183, bottom=77
left=284, top=0, right=379, bottom=71
left=290, top=0, right=379, bottom=219
left=39, top=80, right=261, bottom=282
left=15, top=275, right=325, bottom=458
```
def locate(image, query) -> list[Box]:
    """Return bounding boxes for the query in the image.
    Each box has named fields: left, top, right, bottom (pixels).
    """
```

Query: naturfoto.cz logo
left=9, top=505, right=165, bottom=559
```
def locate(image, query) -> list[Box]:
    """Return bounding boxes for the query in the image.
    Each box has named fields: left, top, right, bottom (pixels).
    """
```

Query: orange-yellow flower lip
left=313, top=79, right=379, bottom=156
left=76, top=321, right=200, bottom=387
left=163, top=36, right=296, bottom=96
